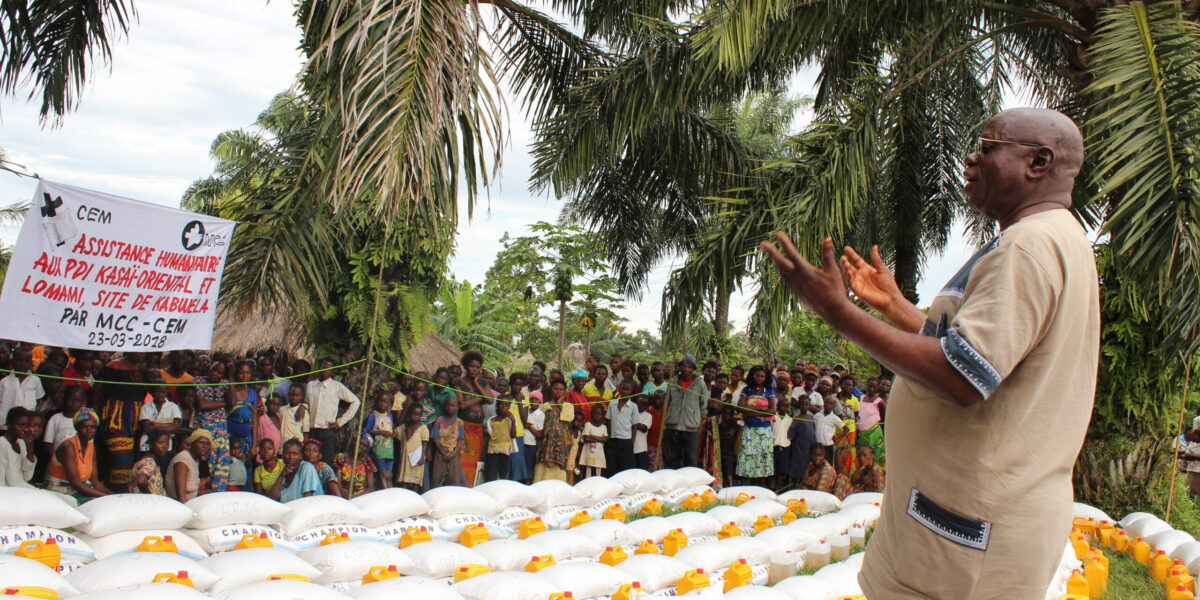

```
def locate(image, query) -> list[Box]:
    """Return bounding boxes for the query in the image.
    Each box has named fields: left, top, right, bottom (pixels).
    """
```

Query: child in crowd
left=279, top=385, right=307, bottom=444
left=850, top=445, right=885, bottom=493
left=718, top=405, right=740, bottom=488
left=228, top=438, right=249, bottom=491
left=484, top=400, right=516, bottom=481
left=772, top=399, right=794, bottom=489
left=364, top=390, right=395, bottom=490
left=139, top=383, right=181, bottom=454
left=43, top=385, right=83, bottom=453
left=803, top=444, right=851, bottom=499
left=578, top=404, right=608, bottom=479
left=429, top=395, right=466, bottom=487
left=252, top=438, right=282, bottom=499
left=177, top=386, right=197, bottom=436
left=633, top=395, right=652, bottom=471
left=395, top=402, right=427, bottom=491
left=566, top=411, right=585, bottom=483
left=334, top=437, right=376, bottom=497
left=254, top=394, right=283, bottom=457
left=25, top=412, right=45, bottom=485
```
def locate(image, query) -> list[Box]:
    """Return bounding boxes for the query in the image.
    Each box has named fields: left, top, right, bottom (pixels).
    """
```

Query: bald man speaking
left=762, top=108, right=1099, bottom=598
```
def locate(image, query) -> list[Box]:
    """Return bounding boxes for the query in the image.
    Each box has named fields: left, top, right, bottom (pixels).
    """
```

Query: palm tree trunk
left=557, top=299, right=567, bottom=368
left=712, top=291, right=731, bottom=335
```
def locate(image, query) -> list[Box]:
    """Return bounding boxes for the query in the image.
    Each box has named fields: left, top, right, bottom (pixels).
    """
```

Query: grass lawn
left=1104, top=547, right=1170, bottom=599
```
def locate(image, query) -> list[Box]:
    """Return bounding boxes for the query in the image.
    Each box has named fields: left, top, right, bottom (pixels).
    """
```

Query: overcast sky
left=0, top=0, right=970, bottom=334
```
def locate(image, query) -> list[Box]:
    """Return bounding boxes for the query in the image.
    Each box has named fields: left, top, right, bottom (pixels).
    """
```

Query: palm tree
left=434, top=279, right=519, bottom=363
left=533, top=1, right=1200, bottom=511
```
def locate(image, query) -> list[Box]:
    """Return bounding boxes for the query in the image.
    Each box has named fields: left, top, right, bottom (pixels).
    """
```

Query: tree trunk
left=712, top=290, right=731, bottom=335
left=557, top=299, right=566, bottom=368
left=893, top=229, right=920, bottom=305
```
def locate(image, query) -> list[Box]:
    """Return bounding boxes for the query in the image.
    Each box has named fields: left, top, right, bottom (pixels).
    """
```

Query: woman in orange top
left=46, top=408, right=111, bottom=501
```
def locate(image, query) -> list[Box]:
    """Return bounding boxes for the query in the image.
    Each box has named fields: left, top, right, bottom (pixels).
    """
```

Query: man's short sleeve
left=944, top=240, right=1061, bottom=400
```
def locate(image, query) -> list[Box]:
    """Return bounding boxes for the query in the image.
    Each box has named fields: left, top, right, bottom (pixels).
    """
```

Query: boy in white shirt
left=139, top=382, right=182, bottom=452
left=633, top=395, right=653, bottom=470
left=814, top=395, right=846, bottom=468
left=0, top=347, right=44, bottom=433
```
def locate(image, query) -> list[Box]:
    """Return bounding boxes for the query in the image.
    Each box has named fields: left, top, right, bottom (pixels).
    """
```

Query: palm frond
left=1084, top=1, right=1200, bottom=354
left=0, top=0, right=135, bottom=124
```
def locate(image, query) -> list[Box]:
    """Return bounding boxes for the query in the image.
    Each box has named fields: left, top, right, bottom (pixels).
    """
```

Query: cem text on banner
left=0, top=181, right=236, bottom=351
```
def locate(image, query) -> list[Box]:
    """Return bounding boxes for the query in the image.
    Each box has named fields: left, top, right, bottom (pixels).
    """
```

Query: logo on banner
left=40, top=192, right=78, bottom=248
left=181, top=220, right=206, bottom=251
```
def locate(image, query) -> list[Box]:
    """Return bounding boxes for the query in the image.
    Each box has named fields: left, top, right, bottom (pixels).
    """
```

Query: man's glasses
left=976, top=137, right=1045, bottom=155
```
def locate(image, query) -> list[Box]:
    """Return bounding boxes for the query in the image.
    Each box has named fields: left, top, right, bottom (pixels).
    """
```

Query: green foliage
left=433, top=280, right=520, bottom=363
left=1105, top=546, right=1171, bottom=597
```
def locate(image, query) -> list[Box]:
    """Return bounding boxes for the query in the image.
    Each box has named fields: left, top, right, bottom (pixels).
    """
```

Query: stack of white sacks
left=0, top=468, right=1112, bottom=600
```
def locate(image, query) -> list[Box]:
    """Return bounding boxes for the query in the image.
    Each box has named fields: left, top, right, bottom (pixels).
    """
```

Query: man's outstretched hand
left=760, top=233, right=852, bottom=321
left=842, top=244, right=926, bottom=333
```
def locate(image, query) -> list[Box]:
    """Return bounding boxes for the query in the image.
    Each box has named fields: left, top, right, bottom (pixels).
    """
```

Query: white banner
left=0, top=181, right=235, bottom=351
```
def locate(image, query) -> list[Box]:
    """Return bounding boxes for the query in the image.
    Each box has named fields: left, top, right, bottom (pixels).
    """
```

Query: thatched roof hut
left=209, top=308, right=461, bottom=373
left=407, top=333, right=462, bottom=374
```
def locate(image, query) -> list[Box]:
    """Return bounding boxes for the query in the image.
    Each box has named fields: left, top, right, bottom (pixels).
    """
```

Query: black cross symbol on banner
left=41, top=193, right=63, bottom=218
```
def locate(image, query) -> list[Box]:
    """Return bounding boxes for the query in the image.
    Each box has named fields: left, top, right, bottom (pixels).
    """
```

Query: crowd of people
left=0, top=342, right=889, bottom=504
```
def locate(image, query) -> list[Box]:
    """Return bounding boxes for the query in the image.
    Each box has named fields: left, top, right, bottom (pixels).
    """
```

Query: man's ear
left=1029, top=146, right=1055, bottom=177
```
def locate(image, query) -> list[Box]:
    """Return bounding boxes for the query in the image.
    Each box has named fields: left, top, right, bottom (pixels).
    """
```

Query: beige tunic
left=860, top=209, right=1099, bottom=599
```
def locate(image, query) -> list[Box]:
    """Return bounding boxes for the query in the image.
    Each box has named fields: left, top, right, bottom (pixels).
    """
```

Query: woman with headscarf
left=168, top=429, right=213, bottom=502
left=736, top=366, right=777, bottom=485
left=193, top=362, right=232, bottom=491
left=93, top=352, right=145, bottom=491
left=132, top=430, right=171, bottom=495
left=46, top=408, right=111, bottom=501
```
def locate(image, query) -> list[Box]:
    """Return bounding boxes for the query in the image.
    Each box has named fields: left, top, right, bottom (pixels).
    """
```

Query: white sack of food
left=538, top=562, right=635, bottom=599
left=664, top=512, right=723, bottom=537
left=609, top=469, right=656, bottom=494
left=185, top=523, right=299, bottom=553
left=0, top=554, right=79, bottom=596
left=451, top=570, right=559, bottom=600
left=470, top=538, right=550, bottom=571
left=437, top=513, right=515, bottom=538
left=539, top=505, right=588, bottom=530
left=1169, top=540, right=1200, bottom=566
left=626, top=517, right=675, bottom=544
left=78, top=529, right=207, bottom=560
left=777, top=490, right=840, bottom=515
left=739, top=499, right=787, bottom=521
left=526, top=530, right=604, bottom=561
left=349, top=488, right=430, bottom=527
left=495, top=506, right=539, bottom=528
left=278, top=496, right=368, bottom=537
left=716, top=536, right=774, bottom=566
left=814, top=513, right=854, bottom=536
left=0, top=525, right=96, bottom=562
left=0, top=487, right=88, bottom=529
left=1147, top=529, right=1195, bottom=556
left=676, top=467, right=717, bottom=487
left=402, top=541, right=488, bottom=578
left=574, top=477, right=624, bottom=504
left=723, top=585, right=792, bottom=600
left=76, top=494, right=195, bottom=537
left=755, top=525, right=818, bottom=553
left=201, top=547, right=322, bottom=594
left=289, top=523, right=381, bottom=550
left=474, top=480, right=541, bottom=510
left=210, top=579, right=352, bottom=600
left=373, top=517, right=448, bottom=545
left=717, top=486, right=778, bottom=504
left=1131, top=518, right=1172, bottom=540
left=651, top=470, right=690, bottom=494
left=613, top=553, right=690, bottom=591
left=67, top=552, right=218, bottom=593
left=840, top=493, right=882, bottom=508
left=423, top=486, right=504, bottom=519
left=835, top=503, right=881, bottom=528
left=346, top=576, right=463, bottom=600
left=1071, top=502, right=1112, bottom=524
left=569, top=519, right=638, bottom=547
left=674, top=541, right=749, bottom=572
left=67, top=583, right=210, bottom=600
left=1119, top=512, right=1156, bottom=530
left=300, top=541, right=416, bottom=584
left=707, top=505, right=756, bottom=528
left=772, top=575, right=843, bottom=600
left=186, top=492, right=290, bottom=529
left=530, top=480, right=585, bottom=512
left=784, top=518, right=838, bottom=542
